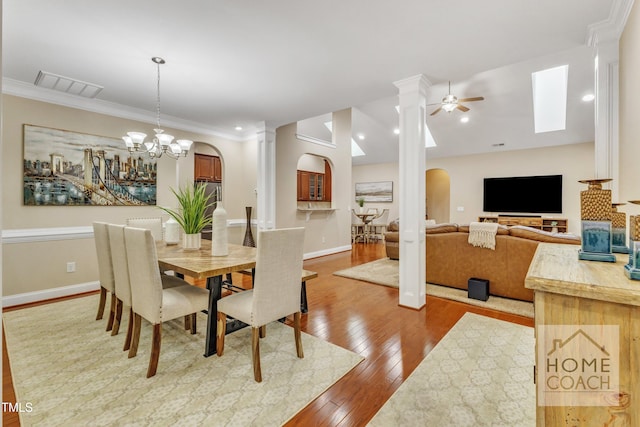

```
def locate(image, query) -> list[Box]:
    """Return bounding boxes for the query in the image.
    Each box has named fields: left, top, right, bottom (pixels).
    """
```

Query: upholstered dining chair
left=369, top=208, right=390, bottom=241
left=92, top=221, right=116, bottom=332
left=216, top=227, right=305, bottom=382
left=351, top=209, right=365, bottom=243
left=126, top=217, right=163, bottom=242
left=108, top=224, right=194, bottom=348
left=124, top=227, right=210, bottom=377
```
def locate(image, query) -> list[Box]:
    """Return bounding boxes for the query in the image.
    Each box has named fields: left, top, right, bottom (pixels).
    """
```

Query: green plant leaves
left=158, top=183, right=213, bottom=234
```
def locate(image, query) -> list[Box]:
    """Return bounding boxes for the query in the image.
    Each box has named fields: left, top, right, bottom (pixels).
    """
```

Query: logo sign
left=537, top=325, right=619, bottom=406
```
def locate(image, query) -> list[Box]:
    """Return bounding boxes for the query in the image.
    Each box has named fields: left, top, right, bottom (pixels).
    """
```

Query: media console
left=478, top=215, right=568, bottom=233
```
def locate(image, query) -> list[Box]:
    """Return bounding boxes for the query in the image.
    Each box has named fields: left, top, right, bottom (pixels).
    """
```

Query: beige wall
left=1, top=95, right=256, bottom=297
left=352, top=162, right=399, bottom=221
left=426, top=168, right=450, bottom=223
left=276, top=109, right=352, bottom=256
left=426, top=142, right=595, bottom=235
left=620, top=1, right=640, bottom=219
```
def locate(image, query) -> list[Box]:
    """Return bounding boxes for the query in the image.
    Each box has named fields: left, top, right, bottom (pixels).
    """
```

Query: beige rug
left=368, top=312, right=535, bottom=426
left=333, top=258, right=534, bottom=318
left=3, top=294, right=363, bottom=426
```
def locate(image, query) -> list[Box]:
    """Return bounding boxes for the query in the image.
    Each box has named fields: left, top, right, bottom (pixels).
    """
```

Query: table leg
left=204, top=275, right=223, bottom=357
left=301, top=281, right=308, bottom=313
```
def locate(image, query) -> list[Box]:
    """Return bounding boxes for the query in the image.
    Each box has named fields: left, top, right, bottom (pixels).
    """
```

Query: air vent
left=492, top=143, right=505, bottom=147
left=34, top=70, right=103, bottom=98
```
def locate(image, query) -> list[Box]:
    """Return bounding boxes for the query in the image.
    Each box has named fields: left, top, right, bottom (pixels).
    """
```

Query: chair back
left=126, top=217, right=163, bottom=242
left=372, top=209, right=390, bottom=225
left=93, top=222, right=115, bottom=293
left=107, top=224, right=132, bottom=307
left=351, top=209, right=364, bottom=225
left=124, top=227, right=163, bottom=324
left=251, top=227, right=305, bottom=325
left=367, top=208, right=378, bottom=215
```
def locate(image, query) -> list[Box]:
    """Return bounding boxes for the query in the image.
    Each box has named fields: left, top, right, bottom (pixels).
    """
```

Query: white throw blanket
left=468, top=221, right=499, bottom=250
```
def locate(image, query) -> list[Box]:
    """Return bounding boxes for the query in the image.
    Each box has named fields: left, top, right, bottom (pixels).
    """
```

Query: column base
left=624, top=264, right=640, bottom=280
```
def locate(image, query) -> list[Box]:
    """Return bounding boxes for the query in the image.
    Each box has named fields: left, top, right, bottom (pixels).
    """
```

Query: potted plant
left=159, top=183, right=213, bottom=250
left=356, top=197, right=365, bottom=213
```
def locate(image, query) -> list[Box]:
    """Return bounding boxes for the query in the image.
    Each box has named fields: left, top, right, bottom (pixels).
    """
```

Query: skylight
left=324, top=121, right=365, bottom=157
left=532, top=65, right=568, bottom=133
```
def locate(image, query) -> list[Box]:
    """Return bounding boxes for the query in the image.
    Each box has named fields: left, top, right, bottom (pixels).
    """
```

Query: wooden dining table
left=354, top=212, right=377, bottom=242
left=155, top=240, right=316, bottom=357
left=156, top=241, right=256, bottom=357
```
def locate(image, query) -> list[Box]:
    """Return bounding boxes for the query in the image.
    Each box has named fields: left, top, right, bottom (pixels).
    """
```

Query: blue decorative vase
left=577, top=179, right=616, bottom=263
left=612, top=203, right=629, bottom=254
left=624, top=202, right=640, bottom=280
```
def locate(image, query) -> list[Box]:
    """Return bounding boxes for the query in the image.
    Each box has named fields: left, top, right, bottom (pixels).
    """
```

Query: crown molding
left=587, top=0, right=635, bottom=46
left=2, top=77, right=258, bottom=142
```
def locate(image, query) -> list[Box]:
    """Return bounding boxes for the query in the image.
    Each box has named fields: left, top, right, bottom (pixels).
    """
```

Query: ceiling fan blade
left=456, top=104, right=470, bottom=112
left=430, top=106, right=442, bottom=116
left=458, top=96, right=484, bottom=103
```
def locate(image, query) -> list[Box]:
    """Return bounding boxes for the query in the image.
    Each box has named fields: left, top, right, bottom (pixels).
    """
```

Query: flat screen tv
left=483, top=174, right=562, bottom=214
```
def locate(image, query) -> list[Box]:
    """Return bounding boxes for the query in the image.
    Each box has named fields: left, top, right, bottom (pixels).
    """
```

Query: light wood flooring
left=2, top=242, right=533, bottom=426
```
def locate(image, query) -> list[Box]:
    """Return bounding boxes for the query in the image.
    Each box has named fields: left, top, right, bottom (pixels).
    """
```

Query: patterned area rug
left=3, top=294, right=363, bottom=426
left=333, top=258, right=534, bottom=318
left=368, top=312, right=535, bottom=426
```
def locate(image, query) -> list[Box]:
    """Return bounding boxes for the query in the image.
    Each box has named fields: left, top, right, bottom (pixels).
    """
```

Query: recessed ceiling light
left=357, top=133, right=365, bottom=140
left=234, top=126, right=243, bottom=131
left=460, top=116, right=469, bottom=123
left=393, top=128, right=400, bottom=135
left=582, top=94, right=595, bottom=102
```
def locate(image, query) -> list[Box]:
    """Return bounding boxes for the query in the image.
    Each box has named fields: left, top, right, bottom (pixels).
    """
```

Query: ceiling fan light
left=442, top=103, right=457, bottom=113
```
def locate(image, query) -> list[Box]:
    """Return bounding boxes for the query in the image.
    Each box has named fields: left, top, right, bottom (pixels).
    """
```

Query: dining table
left=355, top=212, right=378, bottom=242
left=156, top=241, right=256, bottom=357
left=155, top=240, right=316, bottom=357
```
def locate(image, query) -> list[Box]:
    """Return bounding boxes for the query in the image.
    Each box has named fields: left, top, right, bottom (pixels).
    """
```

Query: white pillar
left=394, top=75, right=430, bottom=309
left=590, top=36, right=620, bottom=199
left=256, top=122, right=276, bottom=232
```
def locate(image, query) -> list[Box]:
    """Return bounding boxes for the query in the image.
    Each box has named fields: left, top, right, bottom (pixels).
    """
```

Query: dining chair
left=108, top=224, right=195, bottom=348
left=369, top=208, right=390, bottom=241
left=92, top=222, right=116, bottom=332
left=216, top=227, right=305, bottom=382
left=351, top=209, right=365, bottom=243
left=126, top=217, right=163, bottom=242
left=124, top=227, right=210, bottom=377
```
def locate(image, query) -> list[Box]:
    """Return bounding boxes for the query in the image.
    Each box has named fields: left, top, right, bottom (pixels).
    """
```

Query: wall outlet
left=457, top=206, right=465, bottom=212
left=322, top=236, right=326, bottom=243
left=66, top=262, right=76, bottom=273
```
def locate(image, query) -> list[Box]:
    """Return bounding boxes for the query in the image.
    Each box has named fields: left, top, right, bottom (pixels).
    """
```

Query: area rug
left=3, top=294, right=363, bottom=426
left=368, top=312, right=535, bottom=426
left=333, top=258, right=534, bottom=318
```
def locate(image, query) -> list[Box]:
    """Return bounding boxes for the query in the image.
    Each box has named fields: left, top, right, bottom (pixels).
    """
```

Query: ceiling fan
left=429, top=82, right=484, bottom=116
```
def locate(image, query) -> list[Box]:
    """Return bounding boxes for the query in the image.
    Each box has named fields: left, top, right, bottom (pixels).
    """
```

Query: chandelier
left=122, top=57, right=193, bottom=159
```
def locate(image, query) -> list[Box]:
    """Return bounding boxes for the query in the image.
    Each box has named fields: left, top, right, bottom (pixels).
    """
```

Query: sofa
left=384, top=221, right=581, bottom=302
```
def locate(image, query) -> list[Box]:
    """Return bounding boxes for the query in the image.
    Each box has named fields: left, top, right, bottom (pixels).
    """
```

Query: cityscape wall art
left=23, top=124, right=157, bottom=206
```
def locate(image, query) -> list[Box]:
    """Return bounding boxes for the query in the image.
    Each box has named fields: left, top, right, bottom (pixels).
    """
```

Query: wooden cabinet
left=478, top=216, right=568, bottom=232
left=297, top=170, right=327, bottom=201
left=526, top=244, right=639, bottom=425
left=194, top=154, right=221, bottom=182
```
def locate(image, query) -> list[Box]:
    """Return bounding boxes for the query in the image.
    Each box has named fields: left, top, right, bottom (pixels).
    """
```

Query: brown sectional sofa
left=384, top=221, right=581, bottom=302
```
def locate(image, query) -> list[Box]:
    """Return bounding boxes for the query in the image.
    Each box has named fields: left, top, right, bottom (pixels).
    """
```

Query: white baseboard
left=2, top=281, right=100, bottom=308
left=304, top=244, right=352, bottom=260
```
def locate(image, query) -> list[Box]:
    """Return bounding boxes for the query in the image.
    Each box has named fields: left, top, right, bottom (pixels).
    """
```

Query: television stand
left=478, top=215, right=568, bottom=232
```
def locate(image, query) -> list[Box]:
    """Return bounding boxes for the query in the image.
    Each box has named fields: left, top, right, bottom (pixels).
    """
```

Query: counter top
left=525, top=243, right=640, bottom=307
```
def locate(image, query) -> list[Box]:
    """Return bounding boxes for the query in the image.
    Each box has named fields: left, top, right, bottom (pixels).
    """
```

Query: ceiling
left=2, top=0, right=616, bottom=165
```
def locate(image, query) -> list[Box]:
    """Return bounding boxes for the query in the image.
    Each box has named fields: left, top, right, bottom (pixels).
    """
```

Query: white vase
left=212, top=202, right=229, bottom=256
left=182, top=233, right=201, bottom=251
left=359, top=206, right=364, bottom=213
left=164, top=218, right=180, bottom=245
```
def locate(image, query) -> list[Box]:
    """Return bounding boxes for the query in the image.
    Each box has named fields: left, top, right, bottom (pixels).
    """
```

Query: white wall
left=426, top=142, right=595, bottom=235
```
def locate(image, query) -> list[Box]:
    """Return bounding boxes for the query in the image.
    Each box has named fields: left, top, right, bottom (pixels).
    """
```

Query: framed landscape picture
left=23, top=124, right=157, bottom=206
left=355, top=181, right=393, bottom=202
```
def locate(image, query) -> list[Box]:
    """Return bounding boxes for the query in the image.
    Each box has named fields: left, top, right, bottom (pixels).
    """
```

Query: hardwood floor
left=2, top=242, right=533, bottom=426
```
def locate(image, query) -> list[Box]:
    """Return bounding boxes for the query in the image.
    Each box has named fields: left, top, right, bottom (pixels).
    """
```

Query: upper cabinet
left=194, top=153, right=222, bottom=182
left=297, top=157, right=332, bottom=202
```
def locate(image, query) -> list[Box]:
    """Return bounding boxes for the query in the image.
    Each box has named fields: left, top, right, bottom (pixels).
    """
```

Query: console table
left=525, top=243, right=639, bottom=426
left=479, top=215, right=568, bottom=232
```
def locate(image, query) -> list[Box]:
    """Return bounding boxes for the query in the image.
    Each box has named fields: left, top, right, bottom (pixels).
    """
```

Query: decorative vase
left=212, top=202, right=229, bottom=256
left=359, top=206, right=364, bottom=214
left=243, top=206, right=256, bottom=247
left=577, top=178, right=616, bottom=262
left=611, top=203, right=629, bottom=254
left=624, top=200, right=640, bottom=280
left=182, top=233, right=201, bottom=251
left=164, top=217, right=180, bottom=245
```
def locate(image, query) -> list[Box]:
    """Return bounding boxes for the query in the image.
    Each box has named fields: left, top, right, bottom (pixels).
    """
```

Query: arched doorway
left=426, top=168, right=450, bottom=223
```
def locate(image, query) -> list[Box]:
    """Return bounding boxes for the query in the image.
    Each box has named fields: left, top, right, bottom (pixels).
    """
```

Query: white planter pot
left=182, top=233, right=201, bottom=251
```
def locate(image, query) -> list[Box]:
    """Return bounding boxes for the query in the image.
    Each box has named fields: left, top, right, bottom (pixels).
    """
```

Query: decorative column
left=256, top=122, right=276, bottom=234
left=394, top=75, right=430, bottom=309
left=578, top=178, right=616, bottom=262
left=611, top=203, right=629, bottom=253
left=624, top=200, right=640, bottom=280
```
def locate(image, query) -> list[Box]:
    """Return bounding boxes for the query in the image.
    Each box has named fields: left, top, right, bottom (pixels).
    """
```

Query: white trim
left=2, top=281, right=100, bottom=308
left=2, top=78, right=256, bottom=142
left=295, top=133, right=336, bottom=148
left=586, top=0, right=635, bottom=46
left=303, top=244, right=351, bottom=260
left=2, top=226, right=94, bottom=244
